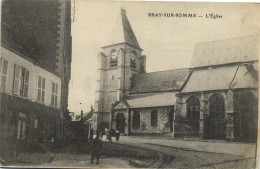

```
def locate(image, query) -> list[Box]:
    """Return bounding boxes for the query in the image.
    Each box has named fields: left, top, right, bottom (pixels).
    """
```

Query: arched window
left=186, top=96, right=200, bottom=133
left=132, top=111, right=140, bottom=129
left=110, top=50, right=118, bottom=67
left=151, top=110, right=158, bottom=127
left=168, top=109, right=174, bottom=132
left=130, top=51, right=136, bottom=68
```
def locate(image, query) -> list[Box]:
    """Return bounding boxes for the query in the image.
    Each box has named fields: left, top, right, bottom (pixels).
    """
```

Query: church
left=93, top=9, right=258, bottom=143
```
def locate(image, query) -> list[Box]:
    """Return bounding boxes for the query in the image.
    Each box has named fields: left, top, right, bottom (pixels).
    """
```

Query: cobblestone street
left=7, top=136, right=256, bottom=168
left=13, top=153, right=134, bottom=168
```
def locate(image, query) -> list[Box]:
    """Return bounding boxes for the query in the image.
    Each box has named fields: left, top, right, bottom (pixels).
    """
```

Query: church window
left=110, top=51, right=118, bottom=67
left=133, top=111, right=140, bottom=129
left=131, top=51, right=136, bottom=68
left=151, top=110, right=158, bottom=127
left=186, top=96, right=200, bottom=131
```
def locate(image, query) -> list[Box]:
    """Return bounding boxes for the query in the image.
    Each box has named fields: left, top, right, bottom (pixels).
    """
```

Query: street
left=9, top=136, right=256, bottom=168
left=112, top=141, right=255, bottom=169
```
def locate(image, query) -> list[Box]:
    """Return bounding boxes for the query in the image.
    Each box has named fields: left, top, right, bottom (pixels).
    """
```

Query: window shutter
left=0, top=59, right=8, bottom=91
left=55, top=83, right=58, bottom=94
left=0, top=58, right=2, bottom=74
left=23, top=70, right=29, bottom=97
left=38, top=76, right=42, bottom=89
left=37, top=76, right=41, bottom=101
left=52, top=82, right=55, bottom=93
left=42, top=78, right=45, bottom=90
left=13, top=64, right=20, bottom=95
left=42, top=78, right=45, bottom=102
left=2, top=60, right=8, bottom=75
left=51, top=82, right=55, bottom=105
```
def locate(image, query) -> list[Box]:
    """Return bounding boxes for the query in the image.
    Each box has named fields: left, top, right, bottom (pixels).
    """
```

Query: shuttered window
left=51, top=82, right=58, bottom=107
left=13, top=65, right=30, bottom=98
left=37, top=76, right=45, bottom=102
left=0, top=58, right=8, bottom=91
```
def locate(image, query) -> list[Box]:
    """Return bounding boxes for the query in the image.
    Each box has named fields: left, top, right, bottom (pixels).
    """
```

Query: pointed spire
left=104, top=8, right=141, bottom=49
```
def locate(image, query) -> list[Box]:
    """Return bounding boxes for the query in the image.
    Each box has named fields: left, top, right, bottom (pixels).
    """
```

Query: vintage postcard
left=0, top=0, right=259, bottom=168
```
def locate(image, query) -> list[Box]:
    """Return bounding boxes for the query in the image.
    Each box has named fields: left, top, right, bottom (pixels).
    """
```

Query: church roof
left=182, top=65, right=238, bottom=93
left=130, top=68, right=190, bottom=94
left=190, top=35, right=259, bottom=68
left=230, top=62, right=258, bottom=89
left=113, top=92, right=176, bottom=109
left=103, top=9, right=140, bottom=49
left=181, top=62, right=258, bottom=93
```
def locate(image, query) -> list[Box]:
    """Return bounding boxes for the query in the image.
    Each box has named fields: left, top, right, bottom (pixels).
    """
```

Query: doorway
left=116, top=113, right=125, bottom=133
left=206, top=94, right=226, bottom=139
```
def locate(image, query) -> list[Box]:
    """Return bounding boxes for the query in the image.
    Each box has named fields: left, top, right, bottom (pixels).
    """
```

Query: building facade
left=0, top=46, right=62, bottom=157
left=1, top=0, right=72, bottom=115
left=175, top=35, right=259, bottom=143
left=1, top=0, right=72, bottom=157
left=94, top=9, right=258, bottom=143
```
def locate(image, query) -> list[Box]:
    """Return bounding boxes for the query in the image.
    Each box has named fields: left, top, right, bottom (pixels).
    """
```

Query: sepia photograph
left=0, top=0, right=259, bottom=168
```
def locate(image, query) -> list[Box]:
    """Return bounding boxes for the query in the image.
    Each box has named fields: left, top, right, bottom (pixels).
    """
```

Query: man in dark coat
left=91, top=136, right=103, bottom=164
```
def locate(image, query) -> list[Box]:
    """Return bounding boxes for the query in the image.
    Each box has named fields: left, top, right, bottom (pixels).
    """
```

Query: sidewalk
left=1, top=143, right=54, bottom=166
left=119, top=136, right=256, bottom=158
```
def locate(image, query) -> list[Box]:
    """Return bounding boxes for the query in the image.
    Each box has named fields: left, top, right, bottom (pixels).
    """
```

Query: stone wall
left=130, top=106, right=173, bottom=134
left=232, top=89, right=258, bottom=143
left=175, top=91, right=228, bottom=138
left=175, top=89, right=258, bottom=142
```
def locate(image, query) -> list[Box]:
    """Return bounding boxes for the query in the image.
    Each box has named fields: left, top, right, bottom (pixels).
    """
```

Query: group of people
left=89, top=128, right=109, bottom=142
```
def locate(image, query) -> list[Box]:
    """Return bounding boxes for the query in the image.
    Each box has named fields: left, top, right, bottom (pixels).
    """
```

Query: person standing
left=91, top=136, right=103, bottom=164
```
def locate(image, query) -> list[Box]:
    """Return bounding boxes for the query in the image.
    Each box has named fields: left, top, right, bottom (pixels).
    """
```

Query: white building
left=0, top=46, right=62, bottom=156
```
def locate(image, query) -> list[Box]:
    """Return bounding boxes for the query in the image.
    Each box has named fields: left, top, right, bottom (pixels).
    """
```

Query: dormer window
left=110, top=51, right=118, bottom=67
left=130, top=51, right=136, bottom=68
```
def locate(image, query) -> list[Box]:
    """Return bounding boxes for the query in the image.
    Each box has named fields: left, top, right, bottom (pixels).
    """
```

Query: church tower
left=93, top=9, right=146, bottom=130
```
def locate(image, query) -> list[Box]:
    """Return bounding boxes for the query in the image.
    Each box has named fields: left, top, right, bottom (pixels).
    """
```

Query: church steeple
left=94, top=9, right=146, bottom=132
left=104, top=8, right=141, bottom=49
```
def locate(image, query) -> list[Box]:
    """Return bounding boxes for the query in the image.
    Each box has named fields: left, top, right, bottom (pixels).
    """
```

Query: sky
left=68, top=1, right=260, bottom=114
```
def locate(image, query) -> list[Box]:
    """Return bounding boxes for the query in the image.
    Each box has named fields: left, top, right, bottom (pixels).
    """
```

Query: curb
left=149, top=152, right=165, bottom=168
left=107, top=141, right=165, bottom=168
